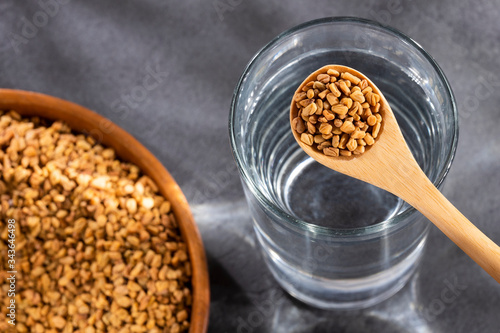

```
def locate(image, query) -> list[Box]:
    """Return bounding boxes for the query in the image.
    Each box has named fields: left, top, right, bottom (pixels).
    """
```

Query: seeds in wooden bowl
left=0, top=111, right=192, bottom=333
left=292, top=69, right=383, bottom=157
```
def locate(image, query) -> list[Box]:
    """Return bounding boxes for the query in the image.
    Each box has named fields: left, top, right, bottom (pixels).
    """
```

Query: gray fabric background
left=1, top=1, right=499, bottom=332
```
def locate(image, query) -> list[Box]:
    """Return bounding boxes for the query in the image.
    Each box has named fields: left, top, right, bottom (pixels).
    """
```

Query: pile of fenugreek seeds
left=292, top=68, right=383, bottom=157
left=0, top=111, right=191, bottom=333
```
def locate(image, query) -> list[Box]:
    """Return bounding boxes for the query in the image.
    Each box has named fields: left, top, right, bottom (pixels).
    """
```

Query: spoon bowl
left=291, top=65, right=500, bottom=283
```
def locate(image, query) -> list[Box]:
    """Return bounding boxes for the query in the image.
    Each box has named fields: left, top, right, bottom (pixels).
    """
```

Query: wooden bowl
left=0, top=89, right=210, bottom=332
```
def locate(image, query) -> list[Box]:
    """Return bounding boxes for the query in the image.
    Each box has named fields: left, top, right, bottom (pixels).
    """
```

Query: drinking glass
left=229, top=17, right=458, bottom=309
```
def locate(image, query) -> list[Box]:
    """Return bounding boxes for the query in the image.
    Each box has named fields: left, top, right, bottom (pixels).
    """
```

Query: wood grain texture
left=0, top=89, right=210, bottom=332
left=291, top=65, right=500, bottom=283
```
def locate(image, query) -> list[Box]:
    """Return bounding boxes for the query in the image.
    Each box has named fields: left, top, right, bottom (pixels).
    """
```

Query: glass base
left=256, top=226, right=428, bottom=310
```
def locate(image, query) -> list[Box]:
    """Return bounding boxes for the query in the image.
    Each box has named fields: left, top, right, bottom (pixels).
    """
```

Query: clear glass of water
left=229, top=17, right=458, bottom=309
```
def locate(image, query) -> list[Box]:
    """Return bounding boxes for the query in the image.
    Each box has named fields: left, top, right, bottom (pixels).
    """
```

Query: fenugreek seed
left=317, top=141, right=332, bottom=150
left=338, top=80, right=350, bottom=95
left=300, top=133, right=314, bottom=146
left=346, top=137, right=358, bottom=152
left=332, top=135, right=340, bottom=148
left=323, top=101, right=331, bottom=110
left=319, top=123, right=333, bottom=135
left=322, top=133, right=333, bottom=140
left=367, top=115, right=377, bottom=126
left=307, top=122, right=316, bottom=134
left=372, top=103, right=380, bottom=113
left=340, top=149, right=352, bottom=156
left=318, top=89, right=329, bottom=99
left=331, top=104, right=348, bottom=115
left=354, top=120, right=364, bottom=127
left=327, top=69, right=340, bottom=77
left=332, top=127, right=343, bottom=135
left=328, top=83, right=341, bottom=97
left=301, top=113, right=309, bottom=122
left=337, top=114, right=347, bottom=120
left=358, top=79, right=369, bottom=90
left=322, top=110, right=335, bottom=121
left=362, top=123, right=369, bottom=132
left=361, top=87, right=373, bottom=95
left=299, top=99, right=314, bottom=107
left=364, top=133, right=375, bottom=145
left=352, top=113, right=361, bottom=121
left=339, top=134, right=349, bottom=149
left=309, top=115, right=318, bottom=124
left=375, top=113, right=382, bottom=123
left=333, top=119, right=342, bottom=128
left=318, top=116, right=328, bottom=123
left=126, top=198, right=137, bottom=214
left=326, top=93, right=338, bottom=106
left=52, top=316, right=66, bottom=329
left=292, top=117, right=306, bottom=133
left=316, top=99, right=324, bottom=114
left=294, top=92, right=307, bottom=102
left=340, top=121, right=355, bottom=134
left=357, top=139, right=366, bottom=146
left=353, top=145, right=365, bottom=155
left=341, top=72, right=361, bottom=85
left=366, top=92, right=381, bottom=106
left=340, top=97, right=353, bottom=109
left=317, top=74, right=330, bottom=83
left=351, top=129, right=366, bottom=140
left=314, top=135, right=325, bottom=144
left=351, top=86, right=361, bottom=93
left=330, top=76, right=337, bottom=83
left=350, top=90, right=365, bottom=103
left=307, top=89, right=315, bottom=99
left=361, top=102, right=370, bottom=109
left=372, top=122, right=381, bottom=138
left=363, top=109, right=373, bottom=120
left=348, top=102, right=361, bottom=116
left=303, top=102, right=317, bottom=116
left=313, top=81, right=326, bottom=90
left=323, top=147, right=340, bottom=156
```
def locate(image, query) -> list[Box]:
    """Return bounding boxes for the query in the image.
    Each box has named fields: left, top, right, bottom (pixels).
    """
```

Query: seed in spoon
left=291, top=66, right=383, bottom=156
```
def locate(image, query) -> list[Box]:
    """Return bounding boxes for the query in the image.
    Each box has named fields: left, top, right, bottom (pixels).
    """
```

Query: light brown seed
left=323, top=147, right=340, bottom=156
left=351, top=129, right=366, bottom=140
left=341, top=72, right=361, bottom=85
left=316, top=99, right=324, bottom=114
left=353, top=145, right=365, bottom=155
left=372, top=122, right=381, bottom=138
left=327, top=69, right=340, bottom=77
left=338, top=80, right=350, bottom=95
left=339, top=134, right=349, bottom=149
left=340, top=149, right=352, bottom=156
left=357, top=139, right=366, bottom=146
left=307, top=89, right=315, bottom=99
left=350, top=90, right=365, bottom=103
left=340, top=97, right=353, bottom=109
left=340, top=121, right=355, bottom=134
left=367, top=115, right=377, bottom=126
left=319, top=123, right=333, bottom=135
left=322, top=132, right=333, bottom=140
left=294, top=92, right=307, bottom=102
left=308, top=115, right=318, bottom=124
left=361, top=87, right=373, bottom=95
left=318, top=89, right=329, bottom=99
left=375, top=113, right=382, bottom=123
left=307, top=122, right=316, bottom=134
left=317, top=74, right=330, bottom=83
left=358, top=79, right=368, bottom=90
left=331, top=104, right=349, bottom=115
left=332, top=135, right=340, bottom=148
left=346, top=138, right=358, bottom=151
left=333, top=119, right=343, bottom=128
left=313, top=81, right=326, bottom=90
left=314, top=135, right=326, bottom=144
left=364, top=133, right=375, bottom=145
left=328, top=83, right=341, bottom=97
left=326, top=93, right=339, bottom=106
left=299, top=99, right=314, bottom=107
left=371, top=103, right=380, bottom=113
left=303, top=102, right=317, bottom=116
left=317, top=141, right=332, bottom=150
left=300, top=133, right=314, bottom=146
left=292, top=117, right=306, bottom=133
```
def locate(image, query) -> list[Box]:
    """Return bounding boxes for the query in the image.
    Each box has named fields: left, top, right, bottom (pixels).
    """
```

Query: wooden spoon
left=290, top=65, right=500, bottom=283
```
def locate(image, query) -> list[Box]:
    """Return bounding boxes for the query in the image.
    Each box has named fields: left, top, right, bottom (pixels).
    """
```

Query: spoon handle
left=399, top=174, right=500, bottom=283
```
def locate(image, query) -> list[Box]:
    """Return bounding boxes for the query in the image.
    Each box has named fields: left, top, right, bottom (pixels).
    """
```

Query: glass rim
left=229, top=16, right=459, bottom=237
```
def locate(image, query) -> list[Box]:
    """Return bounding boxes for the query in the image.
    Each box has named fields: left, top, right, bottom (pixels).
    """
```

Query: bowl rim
left=0, top=89, right=210, bottom=333
left=229, top=16, right=459, bottom=237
